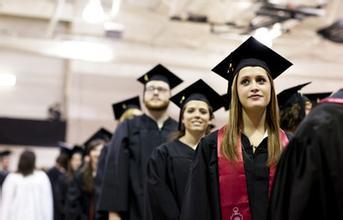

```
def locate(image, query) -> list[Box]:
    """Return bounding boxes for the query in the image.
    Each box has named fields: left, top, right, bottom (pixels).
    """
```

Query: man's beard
left=144, top=100, right=169, bottom=111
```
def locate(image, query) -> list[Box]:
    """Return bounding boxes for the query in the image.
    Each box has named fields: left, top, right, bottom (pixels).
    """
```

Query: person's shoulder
left=166, top=117, right=178, bottom=126
left=4, top=172, right=20, bottom=182
left=202, top=130, right=219, bottom=145
left=150, top=142, right=172, bottom=159
left=34, top=170, right=50, bottom=179
left=299, top=103, right=340, bottom=133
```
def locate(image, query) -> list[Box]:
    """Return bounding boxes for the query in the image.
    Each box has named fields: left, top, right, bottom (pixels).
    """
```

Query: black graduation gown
left=98, top=114, right=178, bottom=220
left=268, top=94, right=343, bottom=220
left=47, top=166, right=66, bottom=220
left=180, top=130, right=273, bottom=220
left=0, top=171, right=9, bottom=188
left=65, top=170, right=95, bottom=220
left=145, top=140, right=195, bottom=220
left=95, top=144, right=109, bottom=220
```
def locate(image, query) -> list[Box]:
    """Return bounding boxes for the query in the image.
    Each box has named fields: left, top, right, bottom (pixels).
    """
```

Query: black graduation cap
left=221, top=94, right=231, bottom=111
left=277, top=82, right=311, bottom=110
left=303, top=92, right=332, bottom=103
left=112, top=96, right=141, bottom=120
left=170, top=79, right=224, bottom=130
left=0, top=150, right=12, bottom=157
left=57, top=142, right=84, bottom=158
left=170, top=79, right=224, bottom=112
left=137, top=64, right=183, bottom=89
left=83, top=128, right=112, bottom=149
left=211, top=36, right=293, bottom=104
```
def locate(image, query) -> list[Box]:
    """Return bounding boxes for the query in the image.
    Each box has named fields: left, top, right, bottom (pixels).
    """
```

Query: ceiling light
left=82, top=0, right=105, bottom=24
left=111, top=0, right=122, bottom=17
left=0, top=73, right=16, bottom=87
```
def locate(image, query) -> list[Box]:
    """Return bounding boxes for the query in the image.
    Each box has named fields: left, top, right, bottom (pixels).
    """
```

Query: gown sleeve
left=65, top=173, right=83, bottom=220
left=97, top=120, right=130, bottom=213
left=145, top=145, right=180, bottom=220
left=95, top=145, right=109, bottom=219
left=180, top=136, right=214, bottom=220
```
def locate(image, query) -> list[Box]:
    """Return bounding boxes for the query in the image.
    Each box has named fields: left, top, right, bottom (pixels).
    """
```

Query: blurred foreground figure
left=269, top=89, right=343, bottom=220
left=0, top=150, right=12, bottom=188
left=1, top=150, right=53, bottom=220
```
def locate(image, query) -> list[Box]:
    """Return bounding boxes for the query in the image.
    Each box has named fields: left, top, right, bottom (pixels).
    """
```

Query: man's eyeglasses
left=145, top=86, right=169, bottom=93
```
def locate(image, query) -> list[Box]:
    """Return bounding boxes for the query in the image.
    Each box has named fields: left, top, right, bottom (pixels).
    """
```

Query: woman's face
left=236, top=66, right=271, bottom=111
left=305, top=100, right=312, bottom=115
left=89, top=144, right=104, bottom=165
left=70, top=153, right=82, bottom=171
left=182, top=100, right=211, bottom=133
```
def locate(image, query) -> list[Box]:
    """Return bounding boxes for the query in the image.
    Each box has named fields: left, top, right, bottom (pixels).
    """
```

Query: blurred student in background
left=1, top=149, right=53, bottom=220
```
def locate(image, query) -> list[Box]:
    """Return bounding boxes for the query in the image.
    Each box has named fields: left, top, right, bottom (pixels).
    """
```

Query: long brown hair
left=82, top=139, right=105, bottom=193
left=220, top=70, right=282, bottom=165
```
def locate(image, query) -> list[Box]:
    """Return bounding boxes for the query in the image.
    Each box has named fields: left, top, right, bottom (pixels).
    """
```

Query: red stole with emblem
left=217, top=127, right=288, bottom=220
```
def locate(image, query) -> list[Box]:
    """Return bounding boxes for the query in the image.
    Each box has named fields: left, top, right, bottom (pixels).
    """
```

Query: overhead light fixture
left=253, top=23, right=282, bottom=47
left=111, top=0, right=122, bottom=18
left=253, top=27, right=273, bottom=47
left=0, top=73, right=16, bottom=87
left=82, top=0, right=105, bottom=24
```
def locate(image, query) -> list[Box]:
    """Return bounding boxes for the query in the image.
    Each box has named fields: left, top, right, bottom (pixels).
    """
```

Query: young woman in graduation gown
left=180, top=37, right=292, bottom=220
left=145, top=79, right=224, bottom=220
left=65, top=139, right=105, bottom=220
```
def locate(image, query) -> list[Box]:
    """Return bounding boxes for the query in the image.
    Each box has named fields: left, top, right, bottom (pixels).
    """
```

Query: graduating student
left=65, top=128, right=111, bottom=220
left=1, top=150, right=53, bottom=220
left=112, top=96, right=143, bottom=123
left=145, top=79, right=224, bottom=220
left=98, top=64, right=183, bottom=220
left=96, top=97, right=143, bottom=220
left=180, top=37, right=292, bottom=220
left=57, top=145, right=85, bottom=220
left=47, top=144, right=73, bottom=220
left=277, top=82, right=311, bottom=133
left=269, top=89, right=343, bottom=220
left=302, top=92, right=332, bottom=114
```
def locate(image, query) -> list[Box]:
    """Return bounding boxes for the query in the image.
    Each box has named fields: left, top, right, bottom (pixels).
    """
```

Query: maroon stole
left=320, top=97, right=343, bottom=104
left=217, top=128, right=289, bottom=220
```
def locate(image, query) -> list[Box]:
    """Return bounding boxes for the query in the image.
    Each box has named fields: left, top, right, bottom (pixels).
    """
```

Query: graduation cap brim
left=57, top=141, right=74, bottom=156
left=71, top=145, right=85, bottom=155
left=277, top=82, right=311, bottom=108
left=83, top=128, right=112, bottom=149
left=303, top=92, right=332, bottom=102
left=112, top=96, right=141, bottom=120
left=137, top=64, right=183, bottom=89
left=221, top=94, right=231, bottom=110
left=170, top=79, right=224, bottom=112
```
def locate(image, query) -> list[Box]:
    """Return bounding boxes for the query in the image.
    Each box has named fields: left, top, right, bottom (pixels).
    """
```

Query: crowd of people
left=0, top=36, right=342, bottom=220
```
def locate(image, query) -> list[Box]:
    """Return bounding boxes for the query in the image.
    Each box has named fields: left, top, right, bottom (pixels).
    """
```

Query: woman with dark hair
left=144, top=79, right=224, bottom=220
left=1, top=149, right=53, bottom=220
left=277, top=82, right=311, bottom=133
left=57, top=146, right=85, bottom=220
left=180, top=37, right=292, bottom=220
left=65, top=139, right=105, bottom=220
